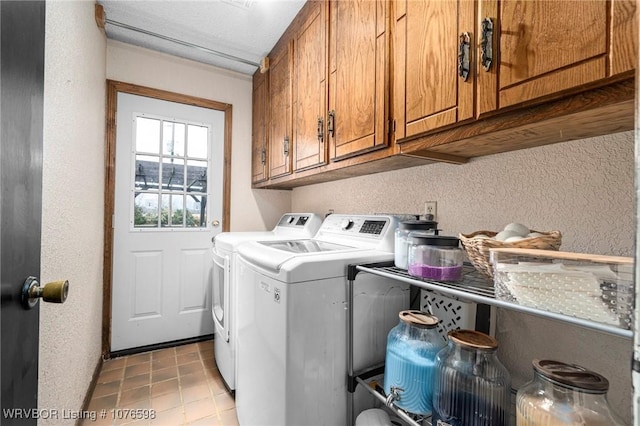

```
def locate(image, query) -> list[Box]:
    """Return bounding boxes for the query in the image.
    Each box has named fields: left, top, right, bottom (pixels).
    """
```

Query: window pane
left=162, top=158, right=185, bottom=191
left=161, top=194, right=184, bottom=227
left=163, top=121, right=185, bottom=157
left=186, top=194, right=206, bottom=228
left=135, top=117, right=160, bottom=154
left=134, top=193, right=159, bottom=228
left=135, top=155, right=160, bottom=191
left=187, top=125, right=208, bottom=158
left=186, top=160, right=207, bottom=193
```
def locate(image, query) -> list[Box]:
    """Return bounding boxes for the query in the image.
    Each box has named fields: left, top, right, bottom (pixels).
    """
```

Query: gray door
left=1, top=1, right=45, bottom=424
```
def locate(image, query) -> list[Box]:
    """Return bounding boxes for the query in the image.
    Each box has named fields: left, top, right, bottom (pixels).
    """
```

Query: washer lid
left=259, top=239, right=352, bottom=254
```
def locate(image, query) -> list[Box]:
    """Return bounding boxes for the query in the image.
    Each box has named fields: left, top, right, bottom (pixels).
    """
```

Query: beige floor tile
left=152, top=355, right=177, bottom=371
left=175, top=343, right=199, bottom=355
left=185, top=414, right=220, bottom=426
left=93, top=379, right=122, bottom=398
left=178, top=361, right=204, bottom=377
left=119, top=385, right=151, bottom=407
left=88, top=394, right=119, bottom=412
left=181, top=384, right=210, bottom=404
left=152, top=366, right=178, bottom=383
left=102, top=357, right=127, bottom=372
left=125, top=362, right=151, bottom=378
left=99, top=368, right=125, bottom=384
left=218, top=408, right=239, bottom=426
left=179, top=372, right=209, bottom=389
left=122, top=373, right=151, bottom=390
left=207, top=375, right=227, bottom=396
left=213, top=392, right=235, bottom=412
left=127, top=352, right=151, bottom=366
left=176, top=352, right=200, bottom=365
left=152, top=347, right=176, bottom=360
left=151, top=378, right=179, bottom=398
left=183, top=398, right=216, bottom=423
left=151, top=405, right=185, bottom=425
left=150, top=391, right=182, bottom=411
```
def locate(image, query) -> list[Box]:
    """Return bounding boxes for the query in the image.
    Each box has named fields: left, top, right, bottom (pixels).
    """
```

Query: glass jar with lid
left=432, top=329, right=511, bottom=426
left=516, top=359, right=627, bottom=425
left=394, top=220, right=438, bottom=269
left=407, top=234, right=463, bottom=281
left=383, top=310, right=445, bottom=415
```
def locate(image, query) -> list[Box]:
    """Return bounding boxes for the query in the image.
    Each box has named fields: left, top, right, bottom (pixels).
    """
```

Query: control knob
left=340, top=218, right=354, bottom=230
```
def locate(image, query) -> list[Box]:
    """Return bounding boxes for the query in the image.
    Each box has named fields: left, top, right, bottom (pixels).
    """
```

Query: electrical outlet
left=425, top=201, right=437, bottom=220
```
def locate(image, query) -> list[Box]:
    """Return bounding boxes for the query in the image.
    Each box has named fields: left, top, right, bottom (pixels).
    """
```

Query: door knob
left=212, top=220, right=220, bottom=227
left=21, top=277, right=69, bottom=309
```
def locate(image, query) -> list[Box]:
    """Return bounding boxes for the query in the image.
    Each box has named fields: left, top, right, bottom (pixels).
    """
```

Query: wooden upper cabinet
left=268, top=42, right=293, bottom=179
left=611, top=0, right=637, bottom=76
left=293, top=1, right=327, bottom=171
left=251, top=71, right=269, bottom=184
left=477, top=0, right=636, bottom=115
left=394, top=0, right=475, bottom=141
left=329, top=0, right=389, bottom=160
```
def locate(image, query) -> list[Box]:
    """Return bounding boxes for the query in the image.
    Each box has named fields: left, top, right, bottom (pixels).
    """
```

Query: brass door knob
left=21, top=277, right=69, bottom=309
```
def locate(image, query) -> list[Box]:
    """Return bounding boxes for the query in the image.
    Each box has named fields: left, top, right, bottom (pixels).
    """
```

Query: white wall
left=292, top=131, right=635, bottom=422
left=106, top=40, right=291, bottom=231
left=40, top=2, right=106, bottom=424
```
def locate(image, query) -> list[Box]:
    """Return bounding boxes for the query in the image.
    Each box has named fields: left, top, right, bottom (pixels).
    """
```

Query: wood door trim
left=102, top=79, right=233, bottom=357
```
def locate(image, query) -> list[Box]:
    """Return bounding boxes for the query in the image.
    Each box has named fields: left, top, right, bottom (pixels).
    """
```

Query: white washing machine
left=211, top=213, right=322, bottom=392
left=235, top=214, right=410, bottom=426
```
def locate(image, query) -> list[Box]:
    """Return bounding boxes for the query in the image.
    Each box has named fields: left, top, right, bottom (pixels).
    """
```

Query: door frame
left=102, top=80, right=232, bottom=356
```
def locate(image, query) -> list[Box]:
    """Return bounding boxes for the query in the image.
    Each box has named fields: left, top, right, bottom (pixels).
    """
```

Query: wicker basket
left=459, top=230, right=562, bottom=279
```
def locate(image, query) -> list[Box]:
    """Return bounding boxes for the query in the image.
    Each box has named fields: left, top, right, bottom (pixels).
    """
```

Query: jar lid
left=399, top=220, right=438, bottom=231
left=447, top=330, right=498, bottom=350
left=398, top=310, right=440, bottom=328
left=532, top=359, right=609, bottom=393
left=409, top=234, right=459, bottom=247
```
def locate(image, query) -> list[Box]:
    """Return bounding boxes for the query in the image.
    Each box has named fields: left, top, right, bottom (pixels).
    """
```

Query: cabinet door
left=478, top=0, right=609, bottom=114
left=329, top=0, right=388, bottom=160
left=394, top=0, right=475, bottom=140
left=269, top=43, right=293, bottom=178
left=251, top=72, right=268, bottom=184
left=610, top=0, right=637, bottom=76
left=294, top=1, right=327, bottom=171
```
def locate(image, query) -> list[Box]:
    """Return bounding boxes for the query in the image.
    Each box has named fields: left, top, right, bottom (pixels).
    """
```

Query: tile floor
left=84, top=340, right=238, bottom=426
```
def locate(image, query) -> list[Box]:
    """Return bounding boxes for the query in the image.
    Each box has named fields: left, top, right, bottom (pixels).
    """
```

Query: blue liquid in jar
left=383, top=343, right=439, bottom=415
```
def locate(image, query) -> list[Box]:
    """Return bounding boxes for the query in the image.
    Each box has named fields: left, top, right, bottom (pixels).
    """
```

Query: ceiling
left=98, top=0, right=307, bottom=75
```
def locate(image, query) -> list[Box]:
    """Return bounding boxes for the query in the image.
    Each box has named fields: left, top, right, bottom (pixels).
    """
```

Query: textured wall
left=292, top=131, right=635, bottom=422
left=106, top=41, right=292, bottom=232
left=39, top=2, right=107, bottom=424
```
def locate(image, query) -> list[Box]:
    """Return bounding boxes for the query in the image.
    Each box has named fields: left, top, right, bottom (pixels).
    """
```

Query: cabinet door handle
left=317, top=117, right=324, bottom=144
left=327, top=110, right=335, bottom=138
left=481, top=18, right=494, bottom=71
left=458, top=32, right=471, bottom=81
left=260, top=148, right=266, bottom=165
left=283, top=136, right=290, bottom=157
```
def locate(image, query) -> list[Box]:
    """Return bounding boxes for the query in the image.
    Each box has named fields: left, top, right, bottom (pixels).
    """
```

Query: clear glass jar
left=407, top=234, right=463, bottom=281
left=383, top=310, right=446, bottom=415
left=394, top=220, right=438, bottom=269
left=432, top=330, right=511, bottom=426
left=516, top=359, right=627, bottom=425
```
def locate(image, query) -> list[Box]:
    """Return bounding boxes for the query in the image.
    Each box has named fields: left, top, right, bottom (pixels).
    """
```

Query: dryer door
left=212, top=249, right=230, bottom=341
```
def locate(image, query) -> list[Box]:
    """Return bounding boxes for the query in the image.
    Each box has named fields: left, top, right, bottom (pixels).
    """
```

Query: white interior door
left=111, top=92, right=223, bottom=352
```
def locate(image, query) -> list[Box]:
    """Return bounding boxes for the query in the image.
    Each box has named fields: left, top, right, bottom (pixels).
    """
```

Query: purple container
left=407, top=234, right=463, bottom=282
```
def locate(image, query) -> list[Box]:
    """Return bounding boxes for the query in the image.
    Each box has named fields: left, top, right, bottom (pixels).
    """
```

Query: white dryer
left=235, top=214, right=410, bottom=426
left=211, top=213, right=322, bottom=391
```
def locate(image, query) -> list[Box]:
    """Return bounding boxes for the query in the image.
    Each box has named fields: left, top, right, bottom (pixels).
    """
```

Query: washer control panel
left=320, top=215, right=390, bottom=237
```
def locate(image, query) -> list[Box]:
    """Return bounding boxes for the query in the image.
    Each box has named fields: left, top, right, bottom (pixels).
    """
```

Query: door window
left=132, top=114, right=210, bottom=229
